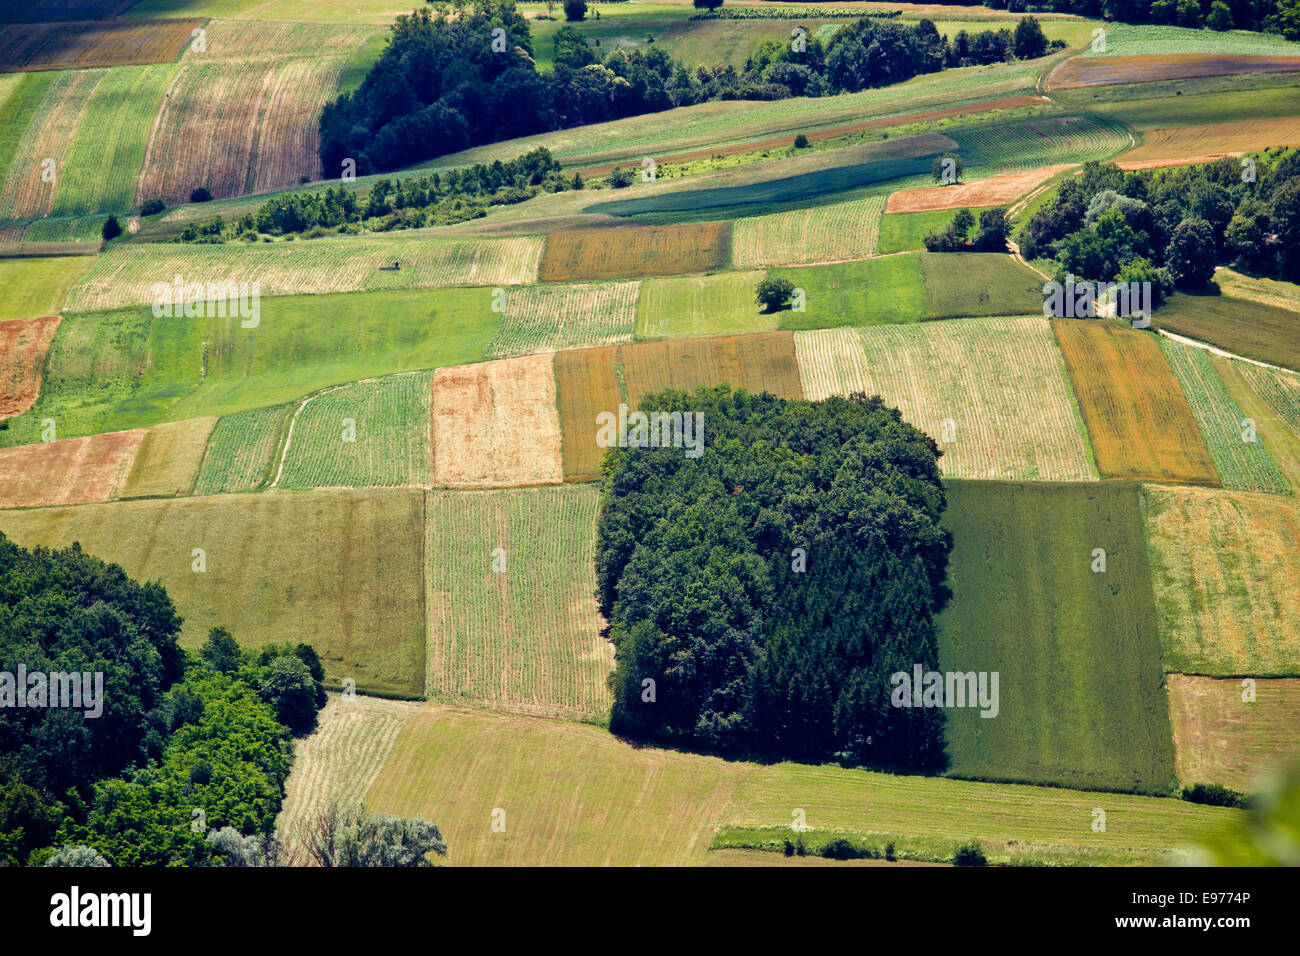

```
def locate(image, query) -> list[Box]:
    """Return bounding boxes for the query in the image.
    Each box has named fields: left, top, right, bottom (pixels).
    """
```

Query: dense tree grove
left=1020, top=149, right=1300, bottom=292
left=924, top=207, right=1012, bottom=252
left=0, top=534, right=327, bottom=866
left=596, top=386, right=952, bottom=771
left=319, top=4, right=1061, bottom=176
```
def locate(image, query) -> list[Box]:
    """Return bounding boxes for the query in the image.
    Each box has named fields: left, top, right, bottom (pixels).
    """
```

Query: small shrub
left=793, top=134, right=810, bottom=149
left=606, top=166, right=634, bottom=189
left=884, top=841, right=896, bottom=862
left=190, top=186, right=213, bottom=203
left=953, top=840, right=988, bottom=867
left=1181, top=783, right=1245, bottom=808
left=140, top=198, right=165, bottom=216
left=783, top=839, right=794, bottom=857
left=101, top=216, right=122, bottom=241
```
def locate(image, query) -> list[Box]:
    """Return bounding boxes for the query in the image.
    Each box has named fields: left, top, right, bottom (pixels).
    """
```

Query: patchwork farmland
left=3, top=0, right=1298, bottom=879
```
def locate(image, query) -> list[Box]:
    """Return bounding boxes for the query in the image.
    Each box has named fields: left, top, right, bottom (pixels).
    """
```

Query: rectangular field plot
left=193, top=404, right=293, bottom=496
left=772, top=255, right=926, bottom=329
left=1051, top=54, right=1300, bottom=89
left=278, top=371, right=433, bottom=490
left=0, top=314, right=59, bottom=417
left=886, top=165, right=1071, bottom=213
left=620, top=332, right=803, bottom=409
left=554, top=346, right=620, bottom=483
left=118, top=416, right=217, bottom=499
left=485, top=281, right=638, bottom=358
left=1054, top=319, right=1218, bottom=484
left=795, top=317, right=1096, bottom=481
left=731, top=196, right=884, bottom=268
left=0, top=19, right=200, bottom=72
left=0, top=488, right=428, bottom=697
left=919, top=252, right=1044, bottom=319
left=0, top=255, right=94, bottom=320
left=1120, top=117, right=1300, bottom=166
left=635, top=271, right=776, bottom=340
left=1155, top=293, right=1300, bottom=373
left=1142, top=485, right=1300, bottom=676
left=937, top=480, right=1177, bottom=795
left=431, top=353, right=563, bottom=489
left=68, top=237, right=542, bottom=312
left=1209, top=355, right=1300, bottom=495
left=1159, top=338, right=1288, bottom=494
left=1167, top=674, right=1300, bottom=793
left=538, top=222, right=730, bottom=281
left=425, top=485, right=612, bottom=721
left=0, top=429, right=144, bottom=509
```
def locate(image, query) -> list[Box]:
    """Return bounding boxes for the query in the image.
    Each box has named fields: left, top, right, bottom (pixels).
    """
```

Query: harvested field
left=0, top=314, right=59, bottom=417
left=136, top=56, right=349, bottom=204
left=183, top=19, right=378, bottom=61
left=795, top=318, right=1096, bottom=481
left=886, top=165, right=1073, bottom=213
left=919, top=252, right=1043, bottom=318
left=732, top=196, right=885, bottom=267
left=571, top=95, right=1050, bottom=176
left=193, top=404, right=293, bottom=496
left=485, top=281, right=639, bottom=358
left=1051, top=54, right=1300, bottom=90
left=938, top=480, right=1176, bottom=794
left=1142, top=484, right=1300, bottom=676
left=431, top=353, right=563, bottom=489
left=1054, top=319, right=1217, bottom=484
left=1159, top=338, right=1289, bottom=495
left=1217, top=267, right=1300, bottom=313
left=620, top=332, right=803, bottom=408
left=538, top=222, right=730, bottom=281
left=1156, top=293, right=1300, bottom=373
left=554, top=346, right=620, bottom=483
left=0, top=19, right=200, bottom=73
left=0, top=69, right=104, bottom=220
left=278, top=370, right=433, bottom=490
left=118, top=416, right=217, bottom=499
left=1167, top=674, right=1300, bottom=793
left=0, top=488, right=428, bottom=697
left=1119, top=118, right=1300, bottom=166
left=0, top=429, right=144, bottom=508
left=425, top=485, right=611, bottom=721
left=68, top=236, right=542, bottom=311
left=360, top=703, right=1236, bottom=866
left=276, top=695, right=424, bottom=858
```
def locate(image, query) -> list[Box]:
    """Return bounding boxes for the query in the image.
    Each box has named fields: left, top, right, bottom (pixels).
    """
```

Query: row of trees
left=321, top=4, right=1059, bottom=176
left=1021, top=149, right=1300, bottom=296
left=597, top=386, right=952, bottom=771
left=1020, top=0, right=1300, bottom=37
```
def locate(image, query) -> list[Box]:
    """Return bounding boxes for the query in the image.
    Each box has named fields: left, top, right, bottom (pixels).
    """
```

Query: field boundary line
left=1156, top=327, right=1296, bottom=375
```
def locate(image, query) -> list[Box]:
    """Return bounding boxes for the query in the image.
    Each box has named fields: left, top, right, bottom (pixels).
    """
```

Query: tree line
left=319, top=3, right=1060, bottom=177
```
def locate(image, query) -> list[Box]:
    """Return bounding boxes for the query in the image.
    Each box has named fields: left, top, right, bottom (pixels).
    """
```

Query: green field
left=20, top=216, right=110, bottom=243
left=425, top=485, right=611, bottom=722
left=0, top=256, right=95, bottom=321
left=0, top=488, right=428, bottom=697
left=920, top=252, right=1044, bottom=318
left=937, top=480, right=1177, bottom=795
left=360, top=702, right=1237, bottom=866
left=878, top=209, right=965, bottom=254
left=278, top=370, right=433, bottom=490
left=0, top=71, right=58, bottom=214
left=1156, top=292, right=1300, bottom=374
left=772, top=254, right=926, bottom=329
left=1160, top=338, right=1289, bottom=495
left=635, top=270, right=777, bottom=339
left=193, top=404, right=294, bottom=496
left=485, top=280, right=640, bottom=358
left=1080, top=23, right=1300, bottom=57
left=1, top=289, right=500, bottom=447
left=51, top=64, right=178, bottom=217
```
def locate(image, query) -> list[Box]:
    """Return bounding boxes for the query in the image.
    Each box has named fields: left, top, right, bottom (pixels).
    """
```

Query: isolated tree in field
left=1165, top=217, right=1217, bottom=289
left=953, top=840, right=988, bottom=866
left=932, top=152, right=963, bottom=184
left=793, top=133, right=810, bottom=149
left=563, top=0, right=586, bottom=21
left=756, top=275, right=795, bottom=311
left=304, top=803, right=447, bottom=866
left=101, top=216, right=121, bottom=241
left=1012, top=16, right=1047, bottom=59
